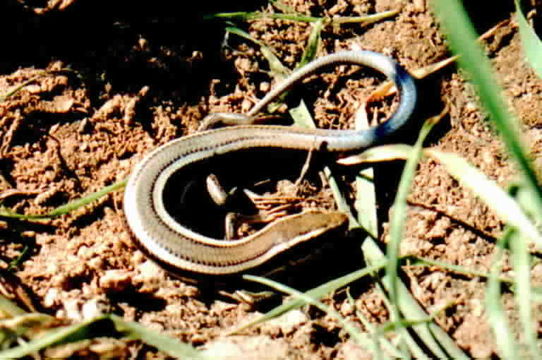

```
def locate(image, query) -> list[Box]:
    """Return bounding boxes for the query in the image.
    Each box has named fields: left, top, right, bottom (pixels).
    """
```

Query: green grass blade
left=297, top=19, right=323, bottom=68
left=288, top=99, right=357, bottom=224
left=0, top=313, right=54, bottom=340
left=289, top=99, right=316, bottom=128
left=486, top=230, right=519, bottom=358
left=47, top=179, right=127, bottom=217
left=351, top=115, right=461, bottom=358
left=0, top=73, right=46, bottom=103
left=408, top=255, right=542, bottom=294
left=355, top=161, right=378, bottom=239
left=431, top=0, right=542, bottom=215
left=514, top=181, right=542, bottom=230
left=0, top=69, right=76, bottom=103
left=386, top=118, right=438, bottom=325
left=231, top=260, right=387, bottom=334
left=508, top=229, right=537, bottom=356
left=425, top=150, right=542, bottom=247
left=515, top=0, right=542, bottom=79
left=346, top=290, right=403, bottom=359
left=354, top=133, right=468, bottom=357
left=0, top=315, right=204, bottom=359
left=110, top=315, right=204, bottom=359
left=338, top=144, right=412, bottom=165
left=0, top=179, right=127, bottom=220
left=244, top=275, right=383, bottom=356
left=235, top=44, right=463, bottom=357
left=352, top=101, right=411, bottom=359
left=225, top=26, right=290, bottom=82
left=345, top=145, right=542, bottom=248
left=380, top=275, right=467, bottom=359
left=352, top=75, right=379, bottom=239
left=346, top=139, right=541, bottom=357
left=269, top=0, right=296, bottom=14
left=406, top=256, right=513, bottom=284
left=330, top=10, right=399, bottom=26
left=0, top=316, right=111, bottom=358
left=206, top=11, right=322, bottom=23
left=206, top=9, right=398, bottom=27
left=0, top=295, right=26, bottom=317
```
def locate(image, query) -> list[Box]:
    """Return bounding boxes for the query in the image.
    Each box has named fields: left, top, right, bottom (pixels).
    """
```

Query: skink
left=123, top=50, right=417, bottom=276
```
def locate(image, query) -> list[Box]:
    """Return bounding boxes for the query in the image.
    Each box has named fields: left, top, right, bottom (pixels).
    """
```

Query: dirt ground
left=1, top=0, right=542, bottom=358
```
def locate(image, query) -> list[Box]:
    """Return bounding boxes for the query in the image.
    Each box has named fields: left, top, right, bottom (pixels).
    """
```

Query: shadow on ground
left=0, top=0, right=268, bottom=101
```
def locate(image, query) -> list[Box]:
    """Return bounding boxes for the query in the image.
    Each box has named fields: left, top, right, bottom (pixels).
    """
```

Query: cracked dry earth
left=1, top=0, right=542, bottom=358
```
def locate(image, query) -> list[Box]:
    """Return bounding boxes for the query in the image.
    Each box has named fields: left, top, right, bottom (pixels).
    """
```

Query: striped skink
left=123, top=50, right=417, bottom=277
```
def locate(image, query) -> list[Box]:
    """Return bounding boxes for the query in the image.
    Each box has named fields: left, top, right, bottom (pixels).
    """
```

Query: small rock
left=337, top=340, right=373, bottom=360
left=81, top=299, right=106, bottom=320
left=43, top=288, right=59, bottom=308
left=340, top=301, right=355, bottom=317
left=99, top=270, right=132, bottom=293
left=259, top=82, right=270, bottom=92
left=63, top=299, right=82, bottom=321
left=203, top=336, right=292, bottom=360
left=135, top=260, right=163, bottom=282
left=262, top=309, right=308, bottom=336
